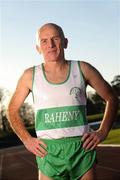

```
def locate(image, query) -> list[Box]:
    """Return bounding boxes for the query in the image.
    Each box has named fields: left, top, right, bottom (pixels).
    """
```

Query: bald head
left=36, top=23, right=66, bottom=47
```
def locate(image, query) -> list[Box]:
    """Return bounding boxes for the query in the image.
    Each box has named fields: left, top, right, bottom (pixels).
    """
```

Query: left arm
left=80, top=61, right=118, bottom=150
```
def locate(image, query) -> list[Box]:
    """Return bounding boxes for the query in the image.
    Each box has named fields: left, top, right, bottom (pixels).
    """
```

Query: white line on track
left=98, top=144, right=120, bottom=147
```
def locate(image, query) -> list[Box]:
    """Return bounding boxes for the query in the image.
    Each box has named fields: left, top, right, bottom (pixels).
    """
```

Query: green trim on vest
left=41, top=61, right=71, bottom=85
left=32, top=66, right=35, bottom=103
left=77, top=61, right=86, bottom=87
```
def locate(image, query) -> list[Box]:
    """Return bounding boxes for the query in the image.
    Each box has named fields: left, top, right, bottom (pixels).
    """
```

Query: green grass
left=102, top=128, right=120, bottom=144
left=87, top=110, right=120, bottom=122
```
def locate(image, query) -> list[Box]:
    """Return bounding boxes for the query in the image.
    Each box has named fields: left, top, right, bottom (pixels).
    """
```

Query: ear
left=64, top=38, right=68, bottom=49
left=36, top=45, right=41, bottom=54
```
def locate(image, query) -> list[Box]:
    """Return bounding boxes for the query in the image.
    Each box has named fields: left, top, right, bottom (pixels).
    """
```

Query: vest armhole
left=32, top=66, right=35, bottom=102
left=77, top=61, right=87, bottom=87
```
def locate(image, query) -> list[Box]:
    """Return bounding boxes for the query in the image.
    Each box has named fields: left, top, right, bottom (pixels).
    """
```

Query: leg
left=80, top=164, right=97, bottom=180
left=38, top=171, right=52, bottom=180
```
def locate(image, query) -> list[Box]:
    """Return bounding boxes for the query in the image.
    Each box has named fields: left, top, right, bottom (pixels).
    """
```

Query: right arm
left=7, top=68, right=47, bottom=157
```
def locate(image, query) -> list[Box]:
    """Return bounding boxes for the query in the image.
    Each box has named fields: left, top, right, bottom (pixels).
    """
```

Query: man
left=7, top=23, right=118, bottom=180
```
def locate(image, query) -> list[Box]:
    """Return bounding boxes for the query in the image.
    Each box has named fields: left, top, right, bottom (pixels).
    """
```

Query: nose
left=48, top=39, right=55, bottom=48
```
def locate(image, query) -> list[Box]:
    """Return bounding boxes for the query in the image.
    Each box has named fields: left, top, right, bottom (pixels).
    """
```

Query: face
left=36, top=25, right=68, bottom=62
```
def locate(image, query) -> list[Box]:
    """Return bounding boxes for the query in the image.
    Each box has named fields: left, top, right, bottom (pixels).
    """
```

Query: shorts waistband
left=40, top=136, right=82, bottom=144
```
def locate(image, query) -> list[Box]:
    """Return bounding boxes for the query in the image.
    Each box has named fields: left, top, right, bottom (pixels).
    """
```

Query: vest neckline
left=41, top=61, right=71, bottom=85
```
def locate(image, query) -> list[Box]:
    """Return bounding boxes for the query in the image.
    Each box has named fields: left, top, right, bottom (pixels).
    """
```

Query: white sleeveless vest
left=32, top=61, right=89, bottom=139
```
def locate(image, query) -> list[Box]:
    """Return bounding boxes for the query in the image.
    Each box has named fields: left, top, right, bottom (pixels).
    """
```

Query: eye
left=40, top=39, right=47, bottom=44
left=54, top=37, right=60, bottom=41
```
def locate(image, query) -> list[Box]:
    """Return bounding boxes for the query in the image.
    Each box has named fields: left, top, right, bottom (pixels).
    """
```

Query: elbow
left=7, top=104, right=18, bottom=123
left=109, top=92, right=119, bottom=111
left=7, top=105, right=19, bottom=131
left=6, top=104, right=13, bottom=123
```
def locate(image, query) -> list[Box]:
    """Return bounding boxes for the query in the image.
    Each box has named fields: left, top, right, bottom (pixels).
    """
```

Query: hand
left=81, top=129, right=107, bottom=150
left=23, top=136, right=47, bottom=157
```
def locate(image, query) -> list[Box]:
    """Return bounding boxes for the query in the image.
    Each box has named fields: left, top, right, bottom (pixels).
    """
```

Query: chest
left=32, top=61, right=86, bottom=109
left=44, top=70, right=68, bottom=84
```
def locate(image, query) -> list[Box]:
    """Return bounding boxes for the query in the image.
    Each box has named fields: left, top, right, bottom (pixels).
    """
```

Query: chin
left=45, top=57, right=59, bottom=62
left=45, top=59, right=59, bottom=63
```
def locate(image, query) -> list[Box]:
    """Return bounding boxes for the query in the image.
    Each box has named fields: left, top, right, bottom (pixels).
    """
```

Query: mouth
left=48, top=49, right=57, bottom=54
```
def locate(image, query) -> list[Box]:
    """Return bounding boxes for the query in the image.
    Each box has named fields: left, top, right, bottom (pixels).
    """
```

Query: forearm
left=7, top=111, right=32, bottom=143
left=98, top=95, right=118, bottom=136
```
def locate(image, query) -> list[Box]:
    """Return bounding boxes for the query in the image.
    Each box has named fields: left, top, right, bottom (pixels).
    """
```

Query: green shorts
left=36, top=136, right=96, bottom=180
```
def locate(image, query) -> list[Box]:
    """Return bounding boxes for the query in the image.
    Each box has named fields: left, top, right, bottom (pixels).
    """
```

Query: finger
left=90, top=139, right=98, bottom=150
left=81, top=133, right=90, bottom=141
left=82, top=134, right=94, bottom=148
left=84, top=140, right=95, bottom=150
left=33, top=147, right=46, bottom=157
left=39, top=140, right=47, bottom=149
left=32, top=143, right=47, bottom=157
left=28, top=142, right=47, bottom=157
left=90, top=143, right=97, bottom=150
left=84, top=137, right=99, bottom=150
left=36, top=141, right=47, bottom=155
left=38, top=145, right=47, bottom=155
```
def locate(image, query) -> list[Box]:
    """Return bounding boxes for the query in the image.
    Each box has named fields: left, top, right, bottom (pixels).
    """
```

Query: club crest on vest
left=70, top=87, right=84, bottom=103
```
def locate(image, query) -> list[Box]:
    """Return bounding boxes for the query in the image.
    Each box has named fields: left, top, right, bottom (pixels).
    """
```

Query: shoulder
left=70, top=60, right=102, bottom=82
left=79, top=61, right=96, bottom=72
left=21, top=66, right=34, bottom=80
left=79, top=60, right=111, bottom=94
left=78, top=60, right=108, bottom=90
left=70, top=60, right=94, bottom=70
left=17, top=67, right=34, bottom=91
left=79, top=61, right=103, bottom=81
left=23, top=67, right=33, bottom=77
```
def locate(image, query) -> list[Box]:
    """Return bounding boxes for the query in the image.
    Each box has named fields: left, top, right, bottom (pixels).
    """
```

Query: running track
left=0, top=145, right=120, bottom=180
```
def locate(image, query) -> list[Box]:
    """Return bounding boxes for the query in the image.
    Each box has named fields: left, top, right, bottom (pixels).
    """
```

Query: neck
left=43, top=59, right=67, bottom=72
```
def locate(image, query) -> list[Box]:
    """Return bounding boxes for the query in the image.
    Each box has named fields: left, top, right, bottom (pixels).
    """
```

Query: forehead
left=39, top=25, right=61, bottom=39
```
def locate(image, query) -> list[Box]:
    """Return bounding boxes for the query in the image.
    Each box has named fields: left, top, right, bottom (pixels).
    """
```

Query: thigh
left=80, top=164, right=97, bottom=180
left=38, top=171, right=53, bottom=180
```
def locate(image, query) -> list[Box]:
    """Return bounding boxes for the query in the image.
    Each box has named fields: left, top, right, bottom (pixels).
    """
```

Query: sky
left=0, top=0, right=120, bottom=94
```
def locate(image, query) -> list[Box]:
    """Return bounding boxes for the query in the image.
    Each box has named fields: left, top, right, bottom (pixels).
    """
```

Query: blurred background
left=0, top=0, right=120, bottom=149
left=0, top=1, right=120, bottom=179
